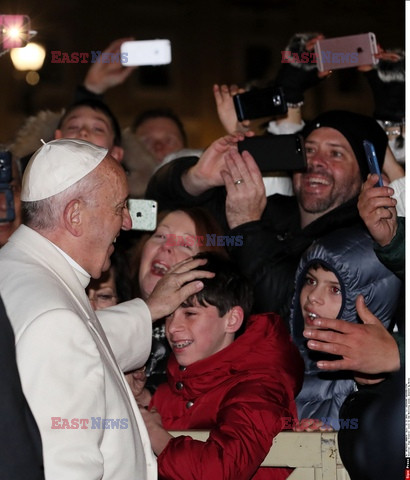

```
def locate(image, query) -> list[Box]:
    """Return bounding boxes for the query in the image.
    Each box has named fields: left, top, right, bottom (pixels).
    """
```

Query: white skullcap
left=21, top=138, right=108, bottom=201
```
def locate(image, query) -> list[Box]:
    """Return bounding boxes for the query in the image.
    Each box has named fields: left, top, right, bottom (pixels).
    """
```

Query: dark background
left=0, top=0, right=405, bottom=148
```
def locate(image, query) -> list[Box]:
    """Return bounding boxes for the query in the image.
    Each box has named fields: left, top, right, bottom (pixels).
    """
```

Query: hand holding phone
left=233, top=87, right=288, bottom=121
left=363, top=140, right=383, bottom=187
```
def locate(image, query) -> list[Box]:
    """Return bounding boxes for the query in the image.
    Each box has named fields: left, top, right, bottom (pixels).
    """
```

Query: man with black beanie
left=146, top=109, right=389, bottom=321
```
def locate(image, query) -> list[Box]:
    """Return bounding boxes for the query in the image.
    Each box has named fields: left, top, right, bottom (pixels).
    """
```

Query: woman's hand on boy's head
left=303, top=295, right=400, bottom=375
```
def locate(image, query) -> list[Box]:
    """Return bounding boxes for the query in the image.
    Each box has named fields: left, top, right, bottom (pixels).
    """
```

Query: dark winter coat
left=289, top=225, right=402, bottom=422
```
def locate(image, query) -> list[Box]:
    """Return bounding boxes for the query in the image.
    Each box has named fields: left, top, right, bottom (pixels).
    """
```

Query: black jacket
left=0, top=295, right=44, bottom=479
left=146, top=156, right=364, bottom=320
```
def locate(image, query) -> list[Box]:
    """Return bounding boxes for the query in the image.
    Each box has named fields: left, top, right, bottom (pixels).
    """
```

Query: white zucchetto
left=21, top=138, right=108, bottom=201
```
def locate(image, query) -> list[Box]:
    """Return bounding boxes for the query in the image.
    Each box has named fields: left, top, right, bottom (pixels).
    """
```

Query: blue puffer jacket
left=289, top=225, right=402, bottom=424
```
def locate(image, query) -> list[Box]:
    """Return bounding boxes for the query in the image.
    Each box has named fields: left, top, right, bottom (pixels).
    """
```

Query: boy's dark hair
left=183, top=252, right=254, bottom=321
left=308, top=261, right=331, bottom=272
left=132, top=108, right=187, bottom=146
left=57, top=99, right=122, bottom=146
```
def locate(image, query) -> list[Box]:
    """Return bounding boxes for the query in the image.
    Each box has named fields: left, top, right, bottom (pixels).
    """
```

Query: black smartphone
left=238, top=134, right=307, bottom=173
left=233, top=87, right=288, bottom=121
left=363, top=140, right=383, bottom=187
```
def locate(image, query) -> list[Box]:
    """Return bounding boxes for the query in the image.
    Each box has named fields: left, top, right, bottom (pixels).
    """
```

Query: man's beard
left=296, top=191, right=338, bottom=214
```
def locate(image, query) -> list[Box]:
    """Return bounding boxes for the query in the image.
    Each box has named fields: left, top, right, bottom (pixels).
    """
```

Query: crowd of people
left=0, top=29, right=405, bottom=480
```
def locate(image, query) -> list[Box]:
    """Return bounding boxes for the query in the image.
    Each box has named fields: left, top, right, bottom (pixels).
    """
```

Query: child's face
left=300, top=266, right=342, bottom=329
left=165, top=300, right=235, bottom=367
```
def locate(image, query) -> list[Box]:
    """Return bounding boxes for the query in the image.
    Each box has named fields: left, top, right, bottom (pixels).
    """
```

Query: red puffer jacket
left=151, top=313, right=304, bottom=480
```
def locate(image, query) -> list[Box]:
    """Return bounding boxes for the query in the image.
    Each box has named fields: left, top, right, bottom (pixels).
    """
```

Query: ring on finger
left=234, top=178, right=244, bottom=185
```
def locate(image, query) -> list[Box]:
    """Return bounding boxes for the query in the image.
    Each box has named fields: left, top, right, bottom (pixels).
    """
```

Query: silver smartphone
left=314, top=33, right=378, bottom=72
left=120, top=39, right=171, bottom=67
left=128, top=199, right=157, bottom=231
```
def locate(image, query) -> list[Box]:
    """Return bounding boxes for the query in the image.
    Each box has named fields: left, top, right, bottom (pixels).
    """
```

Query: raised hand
left=303, top=295, right=400, bottom=376
left=213, top=84, right=250, bottom=134
left=84, top=38, right=137, bottom=94
left=181, top=132, right=253, bottom=195
left=357, top=174, right=398, bottom=246
left=222, top=149, right=267, bottom=229
left=145, top=257, right=214, bottom=321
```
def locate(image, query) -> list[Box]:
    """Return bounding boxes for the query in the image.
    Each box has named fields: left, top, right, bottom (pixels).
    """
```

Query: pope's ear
left=225, top=306, right=244, bottom=334
left=54, top=129, right=63, bottom=140
left=63, top=199, right=83, bottom=236
left=110, top=145, right=124, bottom=163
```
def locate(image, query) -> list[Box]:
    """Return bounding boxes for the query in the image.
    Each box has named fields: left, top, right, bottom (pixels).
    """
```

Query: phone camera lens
left=272, top=95, right=281, bottom=106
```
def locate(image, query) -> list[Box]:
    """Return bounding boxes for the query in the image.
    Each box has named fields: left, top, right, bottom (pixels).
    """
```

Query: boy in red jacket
left=133, top=252, right=304, bottom=480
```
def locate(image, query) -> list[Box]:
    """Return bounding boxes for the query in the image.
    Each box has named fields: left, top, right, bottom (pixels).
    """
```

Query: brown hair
left=130, top=207, right=228, bottom=297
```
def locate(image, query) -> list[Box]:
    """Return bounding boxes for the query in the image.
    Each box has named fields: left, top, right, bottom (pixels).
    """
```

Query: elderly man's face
left=292, top=127, right=362, bottom=216
left=82, top=156, right=131, bottom=278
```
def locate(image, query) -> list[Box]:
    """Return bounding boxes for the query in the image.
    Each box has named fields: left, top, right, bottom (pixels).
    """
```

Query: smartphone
left=363, top=140, right=383, bottom=187
left=238, top=134, right=306, bottom=172
left=233, top=87, right=288, bottom=121
left=120, top=40, right=171, bottom=67
left=314, top=33, right=378, bottom=72
left=0, top=15, right=31, bottom=50
left=128, top=199, right=157, bottom=231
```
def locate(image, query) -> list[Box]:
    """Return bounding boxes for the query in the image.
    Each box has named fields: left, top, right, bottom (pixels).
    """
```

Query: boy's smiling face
left=300, top=266, right=342, bottom=329
left=165, top=299, right=242, bottom=367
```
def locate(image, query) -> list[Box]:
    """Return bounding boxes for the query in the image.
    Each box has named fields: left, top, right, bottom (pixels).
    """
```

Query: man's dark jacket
left=0, top=295, right=44, bottom=479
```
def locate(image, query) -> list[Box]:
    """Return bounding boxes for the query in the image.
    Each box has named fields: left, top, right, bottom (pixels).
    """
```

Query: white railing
left=168, top=430, right=351, bottom=480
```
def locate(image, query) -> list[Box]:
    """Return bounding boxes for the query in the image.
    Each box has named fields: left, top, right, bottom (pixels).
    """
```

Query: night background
left=0, top=0, right=405, bottom=148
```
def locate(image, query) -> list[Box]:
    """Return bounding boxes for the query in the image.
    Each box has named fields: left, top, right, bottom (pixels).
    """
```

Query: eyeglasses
left=89, top=293, right=118, bottom=308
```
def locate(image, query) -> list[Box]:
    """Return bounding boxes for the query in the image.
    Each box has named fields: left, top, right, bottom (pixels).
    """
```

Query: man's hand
left=139, top=406, right=172, bottom=455
left=181, top=133, right=253, bottom=196
left=145, top=257, right=214, bottom=321
left=303, top=295, right=400, bottom=375
left=125, top=368, right=151, bottom=407
left=357, top=174, right=398, bottom=246
left=213, top=84, right=250, bottom=135
left=222, top=149, right=267, bottom=229
left=84, top=38, right=137, bottom=94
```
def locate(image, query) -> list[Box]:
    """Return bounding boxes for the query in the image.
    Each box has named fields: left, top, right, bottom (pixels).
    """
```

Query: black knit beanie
left=302, top=110, right=388, bottom=180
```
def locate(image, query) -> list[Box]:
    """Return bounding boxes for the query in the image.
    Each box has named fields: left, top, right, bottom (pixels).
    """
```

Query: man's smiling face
left=292, top=127, right=362, bottom=217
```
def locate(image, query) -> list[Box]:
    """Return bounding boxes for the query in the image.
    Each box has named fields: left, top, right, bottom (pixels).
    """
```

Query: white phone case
left=128, top=199, right=157, bottom=231
left=121, top=39, right=171, bottom=66
left=314, top=33, right=378, bottom=72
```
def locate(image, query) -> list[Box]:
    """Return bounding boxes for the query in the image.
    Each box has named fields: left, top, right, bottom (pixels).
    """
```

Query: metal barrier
left=168, top=430, right=351, bottom=480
